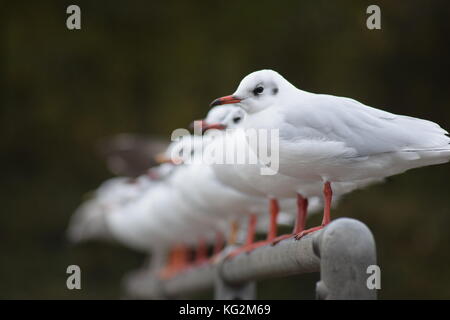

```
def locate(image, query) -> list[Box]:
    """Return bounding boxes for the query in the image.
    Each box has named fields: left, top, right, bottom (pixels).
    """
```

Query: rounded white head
left=210, top=70, right=295, bottom=114
left=165, top=134, right=210, bottom=165
left=205, top=105, right=246, bottom=129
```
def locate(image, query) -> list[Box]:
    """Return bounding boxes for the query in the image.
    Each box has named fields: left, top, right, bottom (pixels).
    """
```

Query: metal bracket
left=313, top=218, right=377, bottom=300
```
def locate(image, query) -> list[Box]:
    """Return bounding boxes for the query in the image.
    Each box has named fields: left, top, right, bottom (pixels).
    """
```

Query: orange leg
left=295, top=181, right=332, bottom=239
left=267, top=198, right=279, bottom=241
left=228, top=200, right=280, bottom=258
left=177, top=245, right=189, bottom=270
left=245, top=214, right=257, bottom=246
left=322, top=181, right=332, bottom=225
left=226, top=214, right=258, bottom=258
left=247, top=198, right=279, bottom=247
left=272, top=193, right=309, bottom=244
left=213, top=232, right=224, bottom=256
left=159, top=246, right=180, bottom=279
left=294, top=194, right=308, bottom=234
left=228, top=220, right=239, bottom=246
left=195, top=237, right=208, bottom=265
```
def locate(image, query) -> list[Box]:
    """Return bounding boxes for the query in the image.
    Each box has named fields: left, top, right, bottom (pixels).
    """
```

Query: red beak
left=202, top=123, right=227, bottom=133
left=210, top=95, right=241, bottom=107
left=189, top=120, right=227, bottom=133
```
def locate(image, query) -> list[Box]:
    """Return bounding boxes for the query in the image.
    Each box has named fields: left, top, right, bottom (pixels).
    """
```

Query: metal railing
left=124, top=218, right=377, bottom=300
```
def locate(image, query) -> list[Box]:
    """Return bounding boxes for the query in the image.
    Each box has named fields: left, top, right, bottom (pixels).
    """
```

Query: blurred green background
left=2, top=0, right=450, bottom=299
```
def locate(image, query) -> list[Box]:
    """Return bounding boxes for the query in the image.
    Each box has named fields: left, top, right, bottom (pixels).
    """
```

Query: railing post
left=122, top=252, right=168, bottom=299
left=214, top=246, right=256, bottom=299
left=313, top=218, right=377, bottom=300
left=214, top=271, right=256, bottom=300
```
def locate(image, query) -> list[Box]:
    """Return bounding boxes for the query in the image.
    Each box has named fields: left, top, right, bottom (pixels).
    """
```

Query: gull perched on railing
left=200, top=104, right=381, bottom=254
left=210, top=69, right=450, bottom=237
left=67, top=174, right=156, bottom=244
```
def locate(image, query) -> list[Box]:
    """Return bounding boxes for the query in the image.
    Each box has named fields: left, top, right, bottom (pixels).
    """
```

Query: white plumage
left=68, top=68, right=450, bottom=282
left=224, top=70, right=450, bottom=183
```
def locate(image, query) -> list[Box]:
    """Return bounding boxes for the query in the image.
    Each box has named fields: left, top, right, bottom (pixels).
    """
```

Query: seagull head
left=190, top=105, right=230, bottom=133
left=220, top=107, right=246, bottom=129
left=157, top=135, right=209, bottom=165
left=210, top=69, right=293, bottom=114
left=201, top=105, right=246, bottom=132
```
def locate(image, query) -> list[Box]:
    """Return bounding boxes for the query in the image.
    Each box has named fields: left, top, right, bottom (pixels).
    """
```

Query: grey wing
left=285, top=94, right=449, bottom=157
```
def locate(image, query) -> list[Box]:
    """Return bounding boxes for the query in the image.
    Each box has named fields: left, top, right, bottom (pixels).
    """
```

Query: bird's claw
left=294, top=225, right=325, bottom=240
left=271, top=234, right=293, bottom=245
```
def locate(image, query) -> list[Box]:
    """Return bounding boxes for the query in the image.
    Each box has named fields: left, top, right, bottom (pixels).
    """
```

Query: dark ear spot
left=272, top=88, right=279, bottom=95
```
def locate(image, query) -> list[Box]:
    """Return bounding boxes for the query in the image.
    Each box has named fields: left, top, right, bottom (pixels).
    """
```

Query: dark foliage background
left=1, top=0, right=450, bottom=299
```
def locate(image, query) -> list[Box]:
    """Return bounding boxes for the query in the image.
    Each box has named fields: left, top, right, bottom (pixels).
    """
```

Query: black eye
left=253, top=86, right=264, bottom=95
left=233, top=116, right=242, bottom=124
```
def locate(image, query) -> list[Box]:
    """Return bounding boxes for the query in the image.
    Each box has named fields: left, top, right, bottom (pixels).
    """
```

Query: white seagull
left=201, top=104, right=382, bottom=250
left=67, top=174, right=157, bottom=244
left=210, top=69, right=450, bottom=236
